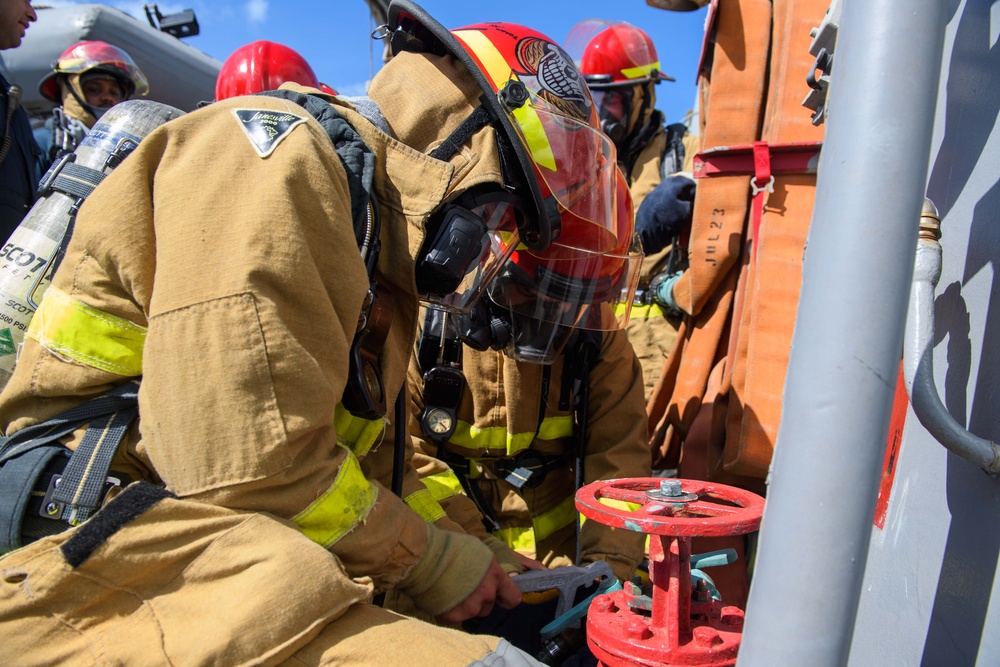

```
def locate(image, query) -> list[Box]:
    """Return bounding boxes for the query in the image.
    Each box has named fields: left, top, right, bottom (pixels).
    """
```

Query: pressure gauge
left=420, top=365, right=466, bottom=441
left=422, top=407, right=455, bottom=437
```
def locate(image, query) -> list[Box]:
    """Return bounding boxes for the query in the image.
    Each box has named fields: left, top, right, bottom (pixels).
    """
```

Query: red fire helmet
left=215, top=40, right=323, bottom=100
left=565, top=20, right=675, bottom=89
left=385, top=0, right=620, bottom=253
left=39, top=40, right=149, bottom=103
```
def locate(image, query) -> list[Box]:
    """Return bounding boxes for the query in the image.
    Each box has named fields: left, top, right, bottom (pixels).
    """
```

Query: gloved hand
left=437, top=557, right=523, bottom=625
left=649, top=270, right=684, bottom=316
left=635, top=175, right=697, bottom=254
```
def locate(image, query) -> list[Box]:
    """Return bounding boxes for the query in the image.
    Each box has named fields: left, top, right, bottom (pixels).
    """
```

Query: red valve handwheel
left=576, top=478, right=764, bottom=538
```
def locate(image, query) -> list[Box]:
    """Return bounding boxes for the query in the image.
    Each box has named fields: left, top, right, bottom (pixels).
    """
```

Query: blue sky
left=41, top=1, right=709, bottom=124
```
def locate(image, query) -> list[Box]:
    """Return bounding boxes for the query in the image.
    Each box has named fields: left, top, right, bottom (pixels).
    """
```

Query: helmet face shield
left=489, top=232, right=642, bottom=333
left=450, top=24, right=619, bottom=250
left=505, top=99, right=619, bottom=251
left=487, top=164, right=641, bottom=340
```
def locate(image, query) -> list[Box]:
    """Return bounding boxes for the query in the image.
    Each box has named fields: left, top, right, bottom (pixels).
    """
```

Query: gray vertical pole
left=737, top=0, right=948, bottom=664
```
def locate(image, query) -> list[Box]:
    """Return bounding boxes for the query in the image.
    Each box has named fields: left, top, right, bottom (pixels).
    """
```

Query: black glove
left=634, top=175, right=697, bottom=254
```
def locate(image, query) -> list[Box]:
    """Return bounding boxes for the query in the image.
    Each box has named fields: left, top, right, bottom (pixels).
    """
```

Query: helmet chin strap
left=64, top=79, right=100, bottom=126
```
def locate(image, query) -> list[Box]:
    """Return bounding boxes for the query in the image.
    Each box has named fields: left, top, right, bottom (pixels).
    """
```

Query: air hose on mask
left=0, top=100, right=185, bottom=390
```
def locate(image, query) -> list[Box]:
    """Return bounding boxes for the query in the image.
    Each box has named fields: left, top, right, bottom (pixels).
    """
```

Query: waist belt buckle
left=498, top=450, right=555, bottom=491
left=38, top=473, right=123, bottom=522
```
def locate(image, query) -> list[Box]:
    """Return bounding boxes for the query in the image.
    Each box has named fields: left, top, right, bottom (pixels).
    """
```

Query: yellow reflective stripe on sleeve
left=448, top=416, right=574, bottom=456
left=620, top=61, right=662, bottom=80
left=423, top=470, right=466, bottom=502
left=404, top=488, right=447, bottom=523
left=25, top=287, right=146, bottom=376
left=495, top=494, right=578, bottom=554
left=333, top=403, right=386, bottom=457
left=291, top=446, right=377, bottom=548
left=452, top=29, right=556, bottom=172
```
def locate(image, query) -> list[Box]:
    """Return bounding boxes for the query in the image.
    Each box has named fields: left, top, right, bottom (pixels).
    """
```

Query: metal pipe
left=903, top=200, right=1000, bottom=475
left=737, top=0, right=948, bottom=664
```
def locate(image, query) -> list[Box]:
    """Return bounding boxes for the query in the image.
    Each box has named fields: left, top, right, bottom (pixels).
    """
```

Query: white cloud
left=245, top=0, right=268, bottom=23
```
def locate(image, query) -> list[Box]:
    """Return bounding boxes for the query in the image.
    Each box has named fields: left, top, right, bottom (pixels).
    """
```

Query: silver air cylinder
left=0, top=100, right=185, bottom=388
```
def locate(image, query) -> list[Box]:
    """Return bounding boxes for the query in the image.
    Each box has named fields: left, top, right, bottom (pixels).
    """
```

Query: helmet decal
left=513, top=38, right=590, bottom=121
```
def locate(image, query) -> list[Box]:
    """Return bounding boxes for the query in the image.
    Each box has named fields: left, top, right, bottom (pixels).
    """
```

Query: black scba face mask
left=458, top=294, right=578, bottom=365
left=415, top=185, right=528, bottom=313
left=457, top=263, right=592, bottom=365
left=593, top=86, right=634, bottom=153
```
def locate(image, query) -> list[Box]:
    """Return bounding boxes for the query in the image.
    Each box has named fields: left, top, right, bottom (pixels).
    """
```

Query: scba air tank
left=0, top=100, right=185, bottom=389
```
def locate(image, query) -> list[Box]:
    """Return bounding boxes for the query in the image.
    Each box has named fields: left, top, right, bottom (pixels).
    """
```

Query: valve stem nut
left=693, top=626, right=724, bottom=647
left=720, top=606, right=745, bottom=626
left=593, top=594, right=615, bottom=613
left=625, top=618, right=651, bottom=640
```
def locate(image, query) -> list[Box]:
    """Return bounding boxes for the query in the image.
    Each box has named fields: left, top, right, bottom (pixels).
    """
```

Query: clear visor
left=421, top=199, right=521, bottom=314
left=488, top=232, right=643, bottom=333
left=563, top=19, right=618, bottom=64
left=506, top=96, right=620, bottom=252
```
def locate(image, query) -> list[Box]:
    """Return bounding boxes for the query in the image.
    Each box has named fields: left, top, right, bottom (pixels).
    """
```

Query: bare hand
left=435, top=557, right=522, bottom=625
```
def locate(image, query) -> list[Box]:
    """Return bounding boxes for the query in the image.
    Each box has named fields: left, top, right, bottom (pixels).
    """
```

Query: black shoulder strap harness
left=661, top=122, right=689, bottom=179
left=0, top=91, right=387, bottom=553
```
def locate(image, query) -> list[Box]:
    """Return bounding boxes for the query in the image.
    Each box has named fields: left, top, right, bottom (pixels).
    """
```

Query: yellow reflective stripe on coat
left=495, top=495, right=578, bottom=554
left=25, top=287, right=145, bottom=376
left=451, top=29, right=556, bottom=171
left=447, top=416, right=575, bottom=456
left=292, top=446, right=377, bottom=548
left=617, top=302, right=665, bottom=320
left=404, top=488, right=446, bottom=523
left=423, top=470, right=466, bottom=502
left=333, top=403, right=386, bottom=457
left=621, top=61, right=662, bottom=81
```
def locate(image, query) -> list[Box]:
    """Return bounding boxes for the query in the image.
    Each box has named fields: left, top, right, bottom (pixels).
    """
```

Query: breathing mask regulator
left=414, top=184, right=529, bottom=314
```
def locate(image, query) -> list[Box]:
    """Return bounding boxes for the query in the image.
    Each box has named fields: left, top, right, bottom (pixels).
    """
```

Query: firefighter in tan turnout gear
left=566, top=19, right=699, bottom=402
left=0, top=1, right=622, bottom=664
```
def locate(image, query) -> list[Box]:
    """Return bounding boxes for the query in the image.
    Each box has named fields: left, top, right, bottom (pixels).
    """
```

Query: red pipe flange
left=576, top=478, right=765, bottom=667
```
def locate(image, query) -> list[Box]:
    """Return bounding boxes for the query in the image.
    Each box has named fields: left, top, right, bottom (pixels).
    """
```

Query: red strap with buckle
left=692, top=141, right=822, bottom=260
left=750, top=141, right=773, bottom=261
